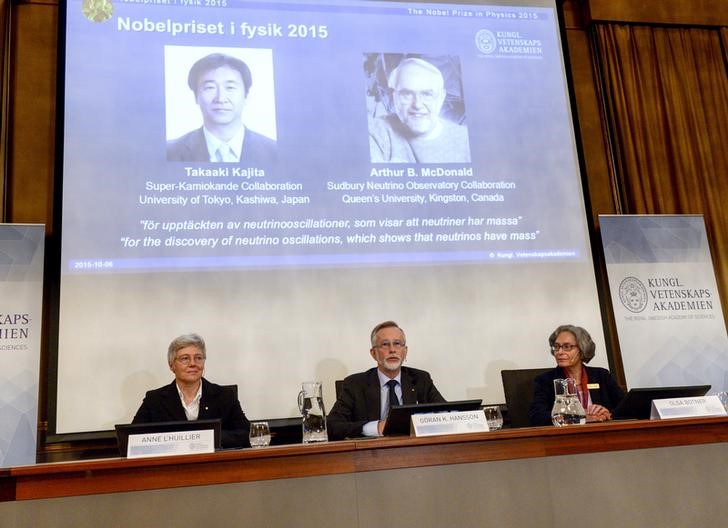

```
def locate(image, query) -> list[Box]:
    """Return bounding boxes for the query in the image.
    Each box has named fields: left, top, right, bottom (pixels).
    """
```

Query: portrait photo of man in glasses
left=366, top=55, right=471, bottom=163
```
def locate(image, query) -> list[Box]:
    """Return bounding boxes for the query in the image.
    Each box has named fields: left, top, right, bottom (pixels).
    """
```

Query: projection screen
left=53, top=0, right=607, bottom=434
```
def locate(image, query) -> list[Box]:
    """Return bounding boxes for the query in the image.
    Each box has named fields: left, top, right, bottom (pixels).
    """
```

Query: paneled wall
left=4, top=0, right=57, bottom=228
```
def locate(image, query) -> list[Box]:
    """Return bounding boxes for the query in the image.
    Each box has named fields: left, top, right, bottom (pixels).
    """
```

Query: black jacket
left=327, top=366, right=445, bottom=440
left=132, top=378, right=250, bottom=448
left=528, top=366, right=625, bottom=426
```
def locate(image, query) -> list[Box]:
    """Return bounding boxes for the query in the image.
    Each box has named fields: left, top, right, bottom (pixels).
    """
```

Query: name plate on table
left=127, top=429, right=216, bottom=458
left=411, top=410, right=488, bottom=437
left=650, top=396, right=728, bottom=420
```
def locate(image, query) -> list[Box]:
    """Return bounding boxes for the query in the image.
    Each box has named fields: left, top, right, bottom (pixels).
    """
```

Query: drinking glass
left=249, top=422, right=271, bottom=448
left=483, top=406, right=504, bottom=431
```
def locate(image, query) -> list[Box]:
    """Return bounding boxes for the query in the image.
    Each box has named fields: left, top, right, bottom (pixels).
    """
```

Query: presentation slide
left=54, top=0, right=607, bottom=435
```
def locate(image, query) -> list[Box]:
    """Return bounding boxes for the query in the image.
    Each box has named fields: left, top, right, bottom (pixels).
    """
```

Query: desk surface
left=2, top=416, right=727, bottom=502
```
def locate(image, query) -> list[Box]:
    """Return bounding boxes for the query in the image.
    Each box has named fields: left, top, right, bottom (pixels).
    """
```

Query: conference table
left=1, top=416, right=727, bottom=527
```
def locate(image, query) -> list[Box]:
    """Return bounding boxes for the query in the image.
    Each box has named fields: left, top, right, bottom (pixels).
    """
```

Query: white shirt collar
left=377, top=369, right=401, bottom=388
left=176, top=382, right=202, bottom=420
left=203, top=126, right=245, bottom=162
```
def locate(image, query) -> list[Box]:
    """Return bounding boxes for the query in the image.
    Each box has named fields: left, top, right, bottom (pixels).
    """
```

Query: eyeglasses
left=175, top=354, right=206, bottom=365
left=394, top=89, right=439, bottom=103
left=375, top=340, right=406, bottom=350
left=550, top=343, right=578, bottom=352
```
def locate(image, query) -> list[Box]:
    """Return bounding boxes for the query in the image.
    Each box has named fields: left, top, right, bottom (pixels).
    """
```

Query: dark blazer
left=166, top=127, right=277, bottom=165
left=132, top=378, right=250, bottom=448
left=528, top=366, right=625, bottom=426
left=327, top=366, right=446, bottom=440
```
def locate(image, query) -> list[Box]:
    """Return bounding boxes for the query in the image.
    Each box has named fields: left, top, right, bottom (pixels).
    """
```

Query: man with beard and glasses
left=369, top=57, right=471, bottom=163
left=327, top=321, right=446, bottom=440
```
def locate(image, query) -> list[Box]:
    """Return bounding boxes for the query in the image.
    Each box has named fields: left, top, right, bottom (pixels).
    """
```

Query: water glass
left=483, top=406, right=504, bottom=431
left=249, top=421, right=271, bottom=448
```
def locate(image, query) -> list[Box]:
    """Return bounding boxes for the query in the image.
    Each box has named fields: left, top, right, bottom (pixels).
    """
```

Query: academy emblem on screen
left=618, top=276, right=648, bottom=313
left=82, top=0, right=114, bottom=23
left=475, top=29, right=497, bottom=54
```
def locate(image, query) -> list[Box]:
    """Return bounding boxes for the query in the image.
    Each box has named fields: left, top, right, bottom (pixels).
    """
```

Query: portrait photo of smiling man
left=166, top=50, right=277, bottom=164
left=366, top=54, right=471, bottom=163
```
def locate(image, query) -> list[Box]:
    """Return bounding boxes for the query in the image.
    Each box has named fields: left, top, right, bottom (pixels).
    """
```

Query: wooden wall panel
left=586, top=0, right=728, bottom=26
left=564, top=28, right=617, bottom=225
left=0, top=0, right=7, bottom=219
left=7, top=1, right=57, bottom=232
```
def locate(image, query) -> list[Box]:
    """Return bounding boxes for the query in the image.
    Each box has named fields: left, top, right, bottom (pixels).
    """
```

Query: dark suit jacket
left=132, top=378, right=250, bottom=448
left=327, top=367, right=446, bottom=440
left=528, top=366, right=625, bottom=426
left=166, top=126, right=277, bottom=165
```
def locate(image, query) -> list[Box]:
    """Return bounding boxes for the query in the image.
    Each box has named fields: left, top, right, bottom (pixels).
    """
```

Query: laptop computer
left=382, top=399, right=483, bottom=436
left=612, top=385, right=711, bottom=420
left=115, top=419, right=222, bottom=457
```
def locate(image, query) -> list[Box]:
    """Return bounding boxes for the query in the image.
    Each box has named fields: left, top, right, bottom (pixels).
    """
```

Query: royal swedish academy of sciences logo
left=82, top=0, right=113, bottom=23
left=618, top=276, right=648, bottom=313
left=475, top=29, right=497, bottom=55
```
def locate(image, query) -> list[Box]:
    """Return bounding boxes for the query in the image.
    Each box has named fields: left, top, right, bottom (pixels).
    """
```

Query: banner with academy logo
left=601, top=215, right=728, bottom=392
left=0, top=225, right=44, bottom=467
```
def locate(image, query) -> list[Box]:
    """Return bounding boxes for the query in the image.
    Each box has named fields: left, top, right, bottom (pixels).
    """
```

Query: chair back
left=500, top=368, right=552, bottom=428
left=335, top=380, right=344, bottom=400
left=223, top=384, right=238, bottom=399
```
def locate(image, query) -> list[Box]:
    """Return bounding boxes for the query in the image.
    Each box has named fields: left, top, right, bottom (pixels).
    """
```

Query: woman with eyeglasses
left=528, top=325, right=625, bottom=426
left=132, top=333, right=250, bottom=448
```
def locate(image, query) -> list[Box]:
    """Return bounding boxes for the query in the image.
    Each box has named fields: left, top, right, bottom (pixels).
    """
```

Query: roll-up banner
left=601, top=215, right=728, bottom=392
left=0, top=224, right=44, bottom=467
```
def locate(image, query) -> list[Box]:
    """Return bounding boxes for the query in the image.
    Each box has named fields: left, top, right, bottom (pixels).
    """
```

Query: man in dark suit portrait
left=132, top=333, right=250, bottom=448
left=327, top=320, right=446, bottom=440
left=166, top=53, right=276, bottom=164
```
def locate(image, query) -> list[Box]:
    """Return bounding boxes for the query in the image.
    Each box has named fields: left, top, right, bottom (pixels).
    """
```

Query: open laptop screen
left=383, top=399, right=483, bottom=436
left=612, top=385, right=711, bottom=420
